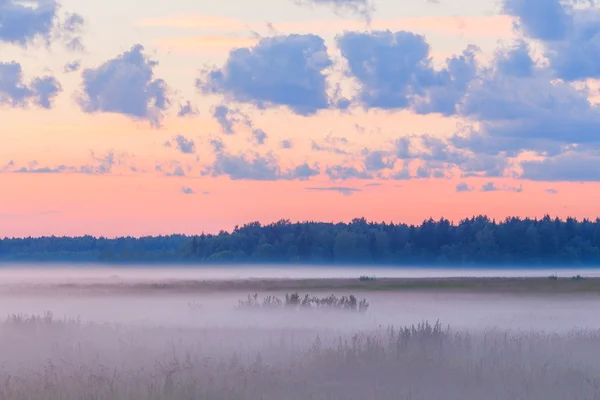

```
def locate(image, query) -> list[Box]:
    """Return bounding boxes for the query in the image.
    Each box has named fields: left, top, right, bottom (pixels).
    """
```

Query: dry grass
left=1, top=311, right=600, bottom=399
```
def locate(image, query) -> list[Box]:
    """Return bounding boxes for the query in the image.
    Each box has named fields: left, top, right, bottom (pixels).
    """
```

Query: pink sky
left=2, top=0, right=600, bottom=237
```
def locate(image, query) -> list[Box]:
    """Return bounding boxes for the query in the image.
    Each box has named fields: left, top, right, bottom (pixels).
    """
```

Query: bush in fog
left=237, top=293, right=369, bottom=312
left=359, top=275, right=376, bottom=281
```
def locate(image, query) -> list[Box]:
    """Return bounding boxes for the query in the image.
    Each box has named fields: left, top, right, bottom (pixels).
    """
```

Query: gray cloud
left=8, top=151, right=118, bottom=175
left=284, top=162, right=320, bottom=180
left=210, top=139, right=225, bottom=153
left=456, top=182, right=474, bottom=192
left=63, top=61, right=81, bottom=73
left=311, top=140, right=349, bottom=155
left=198, top=34, right=332, bottom=115
left=337, top=31, right=477, bottom=115
left=204, top=152, right=319, bottom=181
left=0, top=62, right=62, bottom=109
left=503, top=0, right=569, bottom=41
left=165, top=164, right=186, bottom=177
left=520, top=151, right=600, bottom=182
left=480, top=181, right=499, bottom=192
left=251, top=128, right=268, bottom=145
left=181, top=187, right=195, bottom=195
left=325, top=165, right=372, bottom=180
left=363, top=150, right=395, bottom=171
left=173, top=135, right=196, bottom=154
left=305, top=186, right=362, bottom=196
left=0, top=0, right=57, bottom=45
left=78, top=44, right=169, bottom=126
left=211, top=104, right=249, bottom=134
left=177, top=101, right=198, bottom=117
left=280, top=139, right=293, bottom=149
left=61, top=12, right=85, bottom=51
left=503, top=0, right=600, bottom=81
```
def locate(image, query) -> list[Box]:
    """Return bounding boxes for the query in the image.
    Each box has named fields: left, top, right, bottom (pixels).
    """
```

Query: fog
left=2, top=266, right=600, bottom=399
left=1, top=264, right=599, bottom=283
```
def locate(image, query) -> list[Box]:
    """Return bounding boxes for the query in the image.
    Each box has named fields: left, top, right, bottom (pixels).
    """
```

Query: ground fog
left=1, top=267, right=600, bottom=399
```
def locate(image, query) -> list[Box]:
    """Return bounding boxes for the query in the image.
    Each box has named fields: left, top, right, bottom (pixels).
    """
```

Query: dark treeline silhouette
left=2, top=216, right=600, bottom=264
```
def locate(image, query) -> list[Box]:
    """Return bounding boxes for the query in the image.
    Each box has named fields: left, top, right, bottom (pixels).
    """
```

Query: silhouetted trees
left=2, top=215, right=600, bottom=264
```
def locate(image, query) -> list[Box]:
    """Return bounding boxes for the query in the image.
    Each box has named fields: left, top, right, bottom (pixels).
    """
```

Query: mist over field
left=1, top=266, right=600, bottom=399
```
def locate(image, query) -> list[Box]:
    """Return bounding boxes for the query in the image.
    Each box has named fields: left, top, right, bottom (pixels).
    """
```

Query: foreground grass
left=2, top=313, right=600, bottom=399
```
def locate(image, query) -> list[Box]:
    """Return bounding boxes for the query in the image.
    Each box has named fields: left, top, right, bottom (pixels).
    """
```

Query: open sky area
left=1, top=0, right=600, bottom=237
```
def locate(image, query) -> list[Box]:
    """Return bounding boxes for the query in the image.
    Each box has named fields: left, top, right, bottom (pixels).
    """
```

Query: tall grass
left=1, top=312, right=600, bottom=399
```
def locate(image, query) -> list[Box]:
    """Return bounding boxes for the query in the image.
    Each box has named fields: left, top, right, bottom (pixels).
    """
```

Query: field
left=3, top=276, right=600, bottom=295
left=2, top=274, right=600, bottom=399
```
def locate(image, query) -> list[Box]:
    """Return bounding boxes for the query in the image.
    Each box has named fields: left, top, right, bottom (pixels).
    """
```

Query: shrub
left=237, top=293, right=369, bottom=312
left=359, top=276, right=376, bottom=281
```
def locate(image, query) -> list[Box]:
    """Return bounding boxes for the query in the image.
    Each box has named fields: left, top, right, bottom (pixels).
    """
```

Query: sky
left=1, top=0, right=600, bottom=237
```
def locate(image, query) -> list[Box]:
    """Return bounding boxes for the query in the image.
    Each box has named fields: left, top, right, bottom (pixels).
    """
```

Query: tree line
left=2, top=216, right=600, bottom=264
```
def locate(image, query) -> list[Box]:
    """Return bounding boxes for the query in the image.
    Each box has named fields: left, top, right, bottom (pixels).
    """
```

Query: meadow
left=1, top=298, right=600, bottom=399
left=2, top=270, right=600, bottom=399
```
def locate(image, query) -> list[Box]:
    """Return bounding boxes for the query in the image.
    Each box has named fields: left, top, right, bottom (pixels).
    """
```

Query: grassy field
left=1, top=313, right=600, bottom=399
left=4, top=276, right=600, bottom=296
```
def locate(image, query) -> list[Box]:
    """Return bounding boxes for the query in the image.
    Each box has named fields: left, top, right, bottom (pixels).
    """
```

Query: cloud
left=165, top=164, right=186, bottom=177
left=204, top=151, right=319, bottom=181
left=177, top=101, right=198, bottom=117
left=325, top=165, right=372, bottom=180
left=305, top=186, right=362, bottom=196
left=520, top=151, right=600, bottom=181
left=30, top=76, right=62, bottom=108
left=495, top=40, right=534, bottom=78
left=0, top=62, right=61, bottom=109
left=293, top=0, right=374, bottom=22
left=503, top=0, right=600, bottom=81
left=63, top=61, right=81, bottom=73
left=172, top=135, right=196, bottom=154
left=480, top=181, right=499, bottom=192
left=61, top=12, right=85, bottom=51
left=337, top=30, right=477, bottom=115
left=210, top=139, right=224, bottom=153
left=212, top=104, right=247, bottom=134
left=8, top=151, right=119, bottom=175
left=181, top=187, right=195, bottom=195
left=395, top=135, right=508, bottom=178
left=456, top=182, right=474, bottom=192
left=197, top=34, right=332, bottom=115
left=280, top=139, right=293, bottom=149
left=78, top=44, right=169, bottom=126
left=0, top=0, right=57, bottom=45
left=206, top=152, right=281, bottom=180
left=544, top=9, right=600, bottom=81
left=311, top=140, right=349, bottom=155
left=363, top=150, right=395, bottom=171
left=251, top=128, right=268, bottom=145
left=546, top=188, right=559, bottom=194
left=457, top=42, right=600, bottom=156
left=502, top=0, right=570, bottom=40
left=284, top=162, right=320, bottom=180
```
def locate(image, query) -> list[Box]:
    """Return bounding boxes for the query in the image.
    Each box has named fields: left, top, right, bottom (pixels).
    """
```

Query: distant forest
left=2, top=216, right=600, bottom=265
